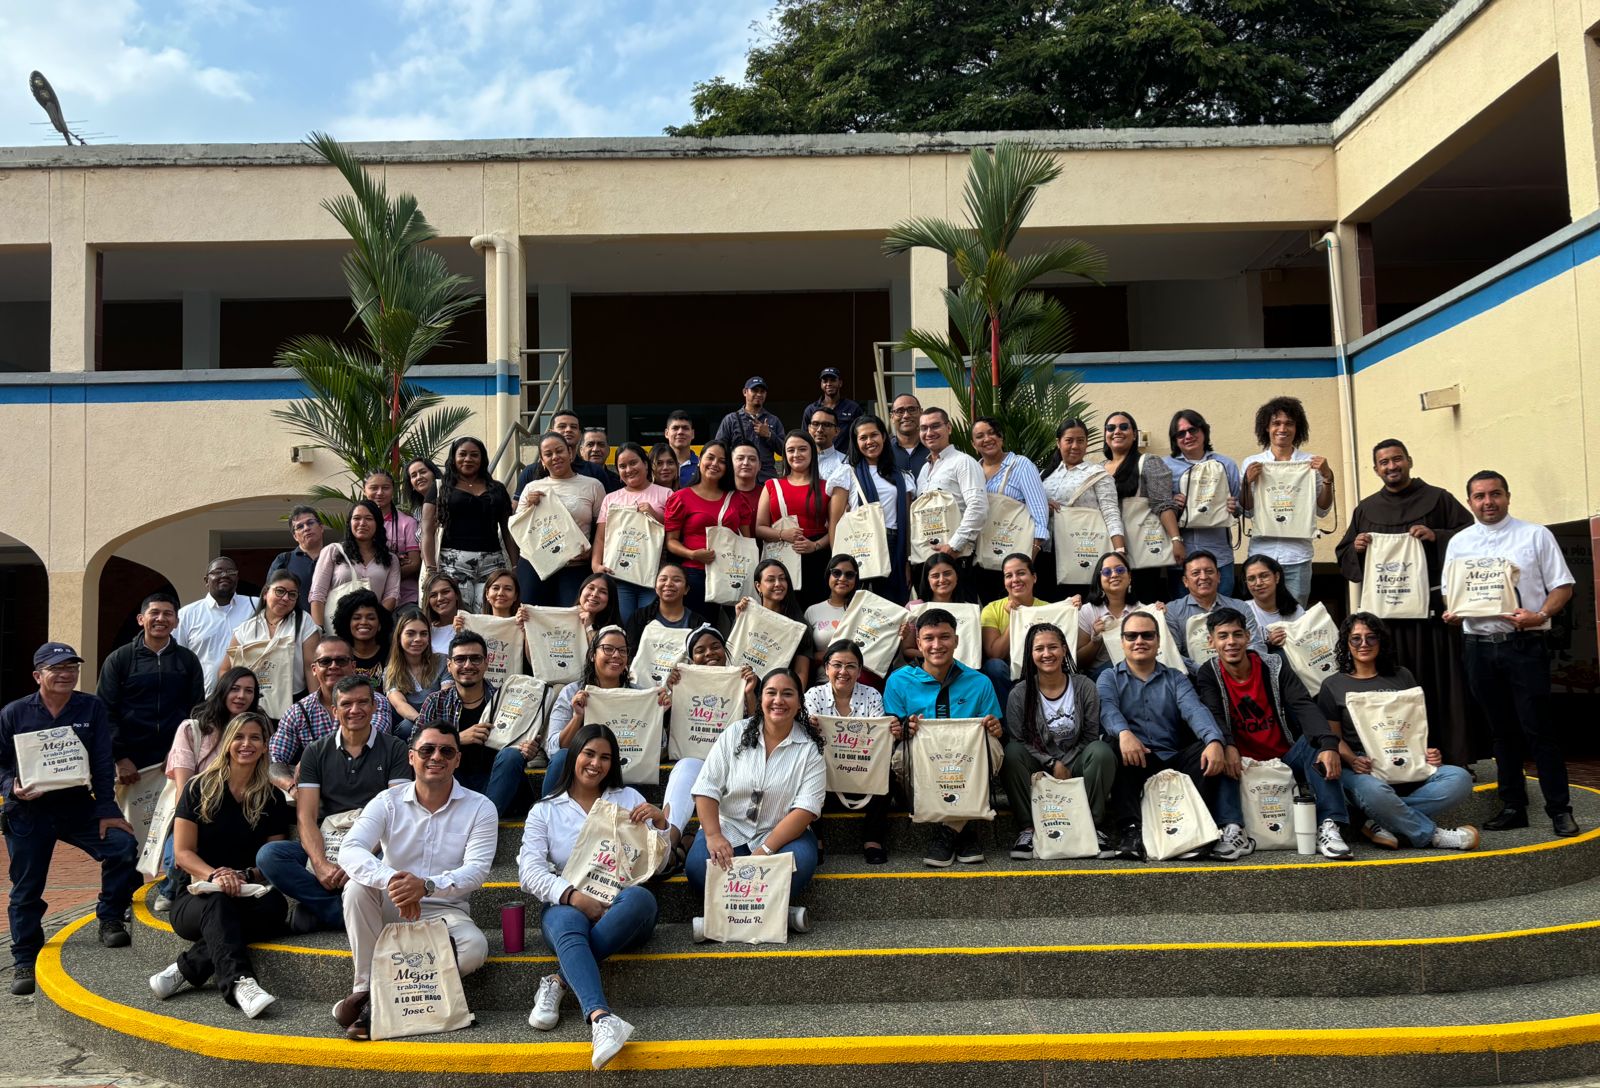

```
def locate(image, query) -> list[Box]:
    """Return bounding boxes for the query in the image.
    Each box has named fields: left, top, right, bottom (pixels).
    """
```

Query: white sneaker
left=232, top=976, right=276, bottom=1019
left=787, top=906, right=810, bottom=934
left=152, top=894, right=172, bottom=913
left=528, top=973, right=564, bottom=1031
left=148, top=963, right=187, bottom=1000
left=691, top=916, right=706, bottom=943
left=1430, top=824, right=1481, bottom=851
left=1318, top=819, right=1352, bottom=859
left=1210, top=824, right=1255, bottom=861
left=590, top=1012, right=634, bottom=1070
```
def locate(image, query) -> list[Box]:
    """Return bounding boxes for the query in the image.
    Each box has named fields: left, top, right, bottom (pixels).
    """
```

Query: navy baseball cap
left=33, top=642, right=82, bottom=669
left=744, top=376, right=767, bottom=390
left=819, top=368, right=841, bottom=380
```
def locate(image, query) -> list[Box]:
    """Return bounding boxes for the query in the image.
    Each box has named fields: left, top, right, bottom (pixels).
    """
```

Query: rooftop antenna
left=30, top=71, right=87, bottom=146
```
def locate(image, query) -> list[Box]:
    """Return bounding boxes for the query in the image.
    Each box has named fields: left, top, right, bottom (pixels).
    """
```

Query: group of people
left=0, top=369, right=1580, bottom=1072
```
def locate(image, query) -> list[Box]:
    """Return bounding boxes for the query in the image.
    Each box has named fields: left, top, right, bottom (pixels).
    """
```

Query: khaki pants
left=342, top=881, right=488, bottom=992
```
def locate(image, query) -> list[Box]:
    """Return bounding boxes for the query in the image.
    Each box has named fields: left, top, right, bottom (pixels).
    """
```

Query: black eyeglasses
left=1100, top=565, right=1128, bottom=577
left=1105, top=422, right=1132, bottom=433
left=414, top=744, right=459, bottom=759
left=315, top=655, right=354, bottom=667
left=1121, top=630, right=1158, bottom=642
left=451, top=653, right=485, bottom=665
left=828, top=568, right=857, bottom=579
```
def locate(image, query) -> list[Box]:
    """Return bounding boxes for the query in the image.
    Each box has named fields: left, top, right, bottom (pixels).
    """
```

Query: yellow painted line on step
left=35, top=914, right=1600, bottom=1072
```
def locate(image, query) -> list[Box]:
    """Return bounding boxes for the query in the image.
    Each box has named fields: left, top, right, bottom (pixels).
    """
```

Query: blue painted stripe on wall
left=0, top=376, right=500, bottom=405
left=914, top=355, right=1339, bottom=388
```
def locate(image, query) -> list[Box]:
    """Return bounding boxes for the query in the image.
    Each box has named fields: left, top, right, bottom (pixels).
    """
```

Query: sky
left=0, top=0, right=773, bottom=147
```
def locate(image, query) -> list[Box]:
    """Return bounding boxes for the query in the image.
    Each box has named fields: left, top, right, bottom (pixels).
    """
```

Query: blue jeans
left=459, top=746, right=533, bottom=817
left=1213, top=736, right=1349, bottom=827
left=1279, top=561, right=1313, bottom=608
left=981, top=657, right=1014, bottom=708
left=615, top=581, right=657, bottom=625
left=1341, top=764, right=1473, bottom=846
left=540, top=885, right=658, bottom=1020
left=542, top=748, right=568, bottom=798
left=684, top=827, right=819, bottom=902
left=255, top=839, right=344, bottom=930
left=4, top=803, right=140, bottom=967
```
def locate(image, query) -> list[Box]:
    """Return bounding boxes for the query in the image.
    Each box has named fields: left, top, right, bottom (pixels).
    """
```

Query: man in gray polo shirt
left=255, top=676, right=410, bottom=933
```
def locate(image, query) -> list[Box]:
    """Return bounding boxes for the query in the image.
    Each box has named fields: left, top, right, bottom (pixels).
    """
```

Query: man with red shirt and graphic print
left=1192, top=608, right=1352, bottom=860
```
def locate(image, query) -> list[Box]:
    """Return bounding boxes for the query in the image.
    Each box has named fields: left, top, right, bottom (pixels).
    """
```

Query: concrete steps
left=32, top=769, right=1600, bottom=1086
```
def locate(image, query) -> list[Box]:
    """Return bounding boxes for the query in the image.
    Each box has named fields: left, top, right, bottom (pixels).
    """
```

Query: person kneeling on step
left=1193, top=609, right=1351, bottom=860
left=334, top=721, right=497, bottom=1041
left=1096, top=611, right=1228, bottom=860
left=519, top=724, right=668, bottom=1070
left=686, top=668, right=825, bottom=937
left=150, top=712, right=291, bottom=1018
left=256, top=676, right=411, bottom=934
left=883, top=609, right=1005, bottom=867
left=999, top=622, right=1114, bottom=860
left=1317, top=613, right=1479, bottom=852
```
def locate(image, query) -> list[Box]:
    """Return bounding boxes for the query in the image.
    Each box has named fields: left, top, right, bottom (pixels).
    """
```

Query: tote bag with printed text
left=602, top=503, right=664, bottom=590
left=560, top=798, right=668, bottom=905
left=706, top=526, right=759, bottom=605
left=486, top=674, right=549, bottom=751
left=1346, top=687, right=1434, bottom=785
left=1178, top=460, right=1231, bottom=530
left=725, top=606, right=807, bottom=677
left=509, top=496, right=588, bottom=581
left=906, top=601, right=982, bottom=671
left=815, top=713, right=894, bottom=807
left=1358, top=533, right=1430, bottom=620
left=632, top=621, right=691, bottom=688
left=584, top=686, right=665, bottom=785
left=1251, top=461, right=1318, bottom=540
left=667, top=664, right=746, bottom=762
left=834, top=590, right=909, bottom=676
left=1009, top=601, right=1080, bottom=680
left=1274, top=603, right=1340, bottom=695
left=16, top=727, right=91, bottom=793
left=370, top=918, right=474, bottom=1040
left=834, top=502, right=890, bottom=581
left=909, top=490, right=962, bottom=564
left=1122, top=497, right=1173, bottom=570
left=976, top=486, right=1033, bottom=571
left=1030, top=773, right=1099, bottom=859
left=760, top=484, right=804, bottom=592
left=1239, top=757, right=1297, bottom=851
left=1101, top=607, right=1186, bottom=672
left=909, top=718, right=994, bottom=825
left=702, top=851, right=795, bottom=945
left=1139, top=768, right=1219, bottom=860
left=462, top=612, right=528, bottom=686
left=523, top=607, right=586, bottom=684
left=1444, top=557, right=1520, bottom=618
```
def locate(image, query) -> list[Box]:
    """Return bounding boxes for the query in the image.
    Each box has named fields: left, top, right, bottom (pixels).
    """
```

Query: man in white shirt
left=173, top=558, right=257, bottom=695
left=1443, top=471, right=1577, bottom=838
left=914, top=407, right=988, bottom=564
left=806, top=406, right=846, bottom=479
left=334, top=722, right=498, bottom=1040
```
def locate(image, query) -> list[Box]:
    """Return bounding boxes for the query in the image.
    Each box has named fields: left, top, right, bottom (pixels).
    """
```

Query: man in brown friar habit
left=1334, top=438, right=1483, bottom=765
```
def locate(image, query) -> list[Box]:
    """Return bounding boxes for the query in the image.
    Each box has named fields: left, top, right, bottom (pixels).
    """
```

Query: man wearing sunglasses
left=334, top=721, right=497, bottom=1041
left=257, top=676, right=412, bottom=936
left=1097, top=611, right=1227, bottom=860
left=269, top=634, right=395, bottom=793
left=415, top=632, right=526, bottom=817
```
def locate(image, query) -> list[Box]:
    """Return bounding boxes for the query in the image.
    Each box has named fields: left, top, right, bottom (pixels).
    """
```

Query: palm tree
left=272, top=132, right=478, bottom=513
left=883, top=141, right=1107, bottom=464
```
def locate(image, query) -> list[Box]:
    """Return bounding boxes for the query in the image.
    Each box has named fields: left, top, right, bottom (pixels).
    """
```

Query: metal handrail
left=871, top=339, right=916, bottom=417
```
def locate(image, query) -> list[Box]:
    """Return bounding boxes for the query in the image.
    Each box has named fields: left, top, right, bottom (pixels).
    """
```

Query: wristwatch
left=423, top=878, right=437, bottom=896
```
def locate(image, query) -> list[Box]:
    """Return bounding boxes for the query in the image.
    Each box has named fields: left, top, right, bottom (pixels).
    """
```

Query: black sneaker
left=98, top=919, right=131, bottom=948
left=954, top=823, right=985, bottom=864
left=1095, top=829, right=1116, bottom=860
left=1114, top=824, right=1145, bottom=861
left=1009, top=828, right=1035, bottom=859
left=1484, top=806, right=1529, bottom=831
left=923, top=824, right=956, bottom=868
left=11, top=965, right=34, bottom=996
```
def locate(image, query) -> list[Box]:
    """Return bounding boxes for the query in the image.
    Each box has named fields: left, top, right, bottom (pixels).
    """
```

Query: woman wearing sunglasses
left=803, top=554, right=860, bottom=673
left=1100, top=410, right=1182, bottom=604
left=1076, top=550, right=1163, bottom=677
left=1317, top=613, right=1478, bottom=852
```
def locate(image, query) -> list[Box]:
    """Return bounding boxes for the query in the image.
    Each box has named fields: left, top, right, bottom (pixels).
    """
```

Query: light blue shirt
left=1096, top=661, right=1223, bottom=760
left=1164, top=452, right=1243, bottom=559
left=986, top=451, right=1051, bottom=542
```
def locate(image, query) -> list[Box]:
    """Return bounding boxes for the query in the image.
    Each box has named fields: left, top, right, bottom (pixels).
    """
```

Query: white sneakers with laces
left=529, top=973, right=565, bottom=1031
left=148, top=962, right=187, bottom=1000
left=1317, top=819, right=1353, bottom=859
left=590, top=1012, right=635, bottom=1070
left=232, top=976, right=275, bottom=1019
left=1430, top=824, right=1482, bottom=851
left=1210, top=823, right=1256, bottom=861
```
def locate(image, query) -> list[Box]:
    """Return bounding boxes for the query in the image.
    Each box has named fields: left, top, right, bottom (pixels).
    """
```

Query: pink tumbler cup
left=502, top=902, right=526, bottom=954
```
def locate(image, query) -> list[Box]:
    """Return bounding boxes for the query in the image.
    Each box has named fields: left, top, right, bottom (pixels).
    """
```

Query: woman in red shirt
left=663, top=441, right=750, bottom=616
left=756, top=432, right=832, bottom=607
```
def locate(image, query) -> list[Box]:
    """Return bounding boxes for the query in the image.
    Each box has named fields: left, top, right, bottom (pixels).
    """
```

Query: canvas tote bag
left=834, top=590, right=909, bottom=676
left=462, top=611, right=528, bottom=686
left=115, top=764, right=167, bottom=852
left=1052, top=471, right=1113, bottom=584
left=833, top=501, right=890, bottom=581
left=1238, top=757, right=1297, bottom=851
left=633, top=621, right=691, bottom=687
left=908, top=489, right=962, bottom=564
left=15, top=727, right=91, bottom=793
left=1009, top=601, right=1081, bottom=679
left=1101, top=607, right=1186, bottom=672
left=602, top=503, right=664, bottom=590
left=702, top=851, right=795, bottom=945
left=370, top=917, right=475, bottom=1040
left=315, top=808, right=361, bottom=865
left=1358, top=533, right=1430, bottom=620
left=1251, top=461, right=1318, bottom=539
left=1444, top=557, right=1520, bottom=618
left=138, top=780, right=181, bottom=877
left=814, top=713, right=894, bottom=807
left=560, top=797, right=668, bottom=905
left=1346, top=687, right=1435, bottom=785
left=1139, top=768, right=1219, bottom=860
left=234, top=615, right=300, bottom=720
left=509, top=491, right=589, bottom=581
left=1274, top=603, right=1340, bottom=695
left=1030, top=772, right=1099, bottom=859
left=1178, top=459, right=1231, bottom=530
left=906, top=601, right=982, bottom=670
left=1184, top=612, right=1217, bottom=667
left=1122, top=460, right=1174, bottom=570
left=322, top=544, right=373, bottom=620
left=523, top=606, right=586, bottom=684
left=976, top=462, right=1033, bottom=571
left=760, top=483, right=804, bottom=592
left=583, top=686, right=664, bottom=785
left=706, top=526, right=759, bottom=605
left=667, top=664, right=746, bottom=761
left=725, top=606, right=807, bottom=676
left=486, top=674, right=549, bottom=751
left=909, top=718, right=995, bottom=825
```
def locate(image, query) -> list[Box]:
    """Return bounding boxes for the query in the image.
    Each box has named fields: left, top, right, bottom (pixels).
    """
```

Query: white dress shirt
left=1444, top=516, right=1575, bottom=634
left=517, top=785, right=666, bottom=905
left=816, top=447, right=846, bottom=481
left=826, top=461, right=916, bottom=531
left=916, top=446, right=988, bottom=553
left=175, top=594, right=259, bottom=694
left=339, top=780, right=498, bottom=903
left=691, top=718, right=826, bottom=849
left=1240, top=450, right=1332, bottom=566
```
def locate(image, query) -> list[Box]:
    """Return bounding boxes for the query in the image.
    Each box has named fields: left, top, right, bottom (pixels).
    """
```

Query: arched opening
left=0, top=533, right=48, bottom=697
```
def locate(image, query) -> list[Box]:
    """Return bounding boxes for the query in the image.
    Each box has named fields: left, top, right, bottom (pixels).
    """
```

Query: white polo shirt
left=1444, top=516, right=1574, bottom=635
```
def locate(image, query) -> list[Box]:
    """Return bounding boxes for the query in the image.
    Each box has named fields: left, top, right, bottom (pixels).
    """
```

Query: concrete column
left=535, top=282, right=573, bottom=422
left=889, top=267, right=911, bottom=389
left=49, top=170, right=96, bottom=373
left=1557, top=9, right=1600, bottom=219
left=907, top=248, right=949, bottom=410
left=904, top=155, right=953, bottom=412
left=181, top=291, right=221, bottom=370
left=46, top=568, right=99, bottom=685
left=1333, top=221, right=1365, bottom=346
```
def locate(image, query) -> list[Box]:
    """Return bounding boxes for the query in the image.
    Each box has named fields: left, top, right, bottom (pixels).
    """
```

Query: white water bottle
left=1293, top=795, right=1317, bottom=855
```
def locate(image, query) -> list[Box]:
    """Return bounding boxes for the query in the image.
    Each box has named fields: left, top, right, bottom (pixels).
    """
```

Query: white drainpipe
left=470, top=232, right=517, bottom=462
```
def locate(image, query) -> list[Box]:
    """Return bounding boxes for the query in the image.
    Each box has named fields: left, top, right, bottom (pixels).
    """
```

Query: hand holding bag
left=815, top=714, right=894, bottom=807
left=1358, top=533, right=1430, bottom=620
left=1444, top=557, right=1520, bottom=618
left=510, top=491, right=589, bottom=581
left=667, top=664, right=745, bottom=761
left=583, top=686, right=665, bottom=785
left=114, top=764, right=167, bottom=851
left=523, top=606, right=586, bottom=683
left=560, top=797, right=668, bottom=904
left=603, top=503, right=664, bottom=590
left=702, top=851, right=795, bottom=945
left=725, top=606, right=807, bottom=676
left=908, top=718, right=995, bottom=825
left=834, top=590, right=909, bottom=676
left=761, top=483, right=805, bottom=592
left=834, top=502, right=889, bottom=581
left=370, top=917, right=475, bottom=1040
left=15, top=727, right=91, bottom=793
left=1250, top=461, right=1318, bottom=539
left=1346, top=687, right=1435, bottom=784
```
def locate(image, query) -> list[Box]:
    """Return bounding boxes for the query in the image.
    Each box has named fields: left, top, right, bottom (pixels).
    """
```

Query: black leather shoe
left=98, top=919, right=131, bottom=948
left=1553, top=812, right=1581, bottom=838
left=11, top=965, right=35, bottom=996
left=1483, top=807, right=1529, bottom=831
left=1114, top=825, right=1145, bottom=861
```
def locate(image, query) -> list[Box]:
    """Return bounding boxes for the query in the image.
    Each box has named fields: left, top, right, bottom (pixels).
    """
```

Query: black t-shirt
left=439, top=482, right=512, bottom=552
left=1315, top=667, right=1418, bottom=758
left=298, top=729, right=412, bottom=821
left=174, top=778, right=293, bottom=892
left=457, top=699, right=493, bottom=778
